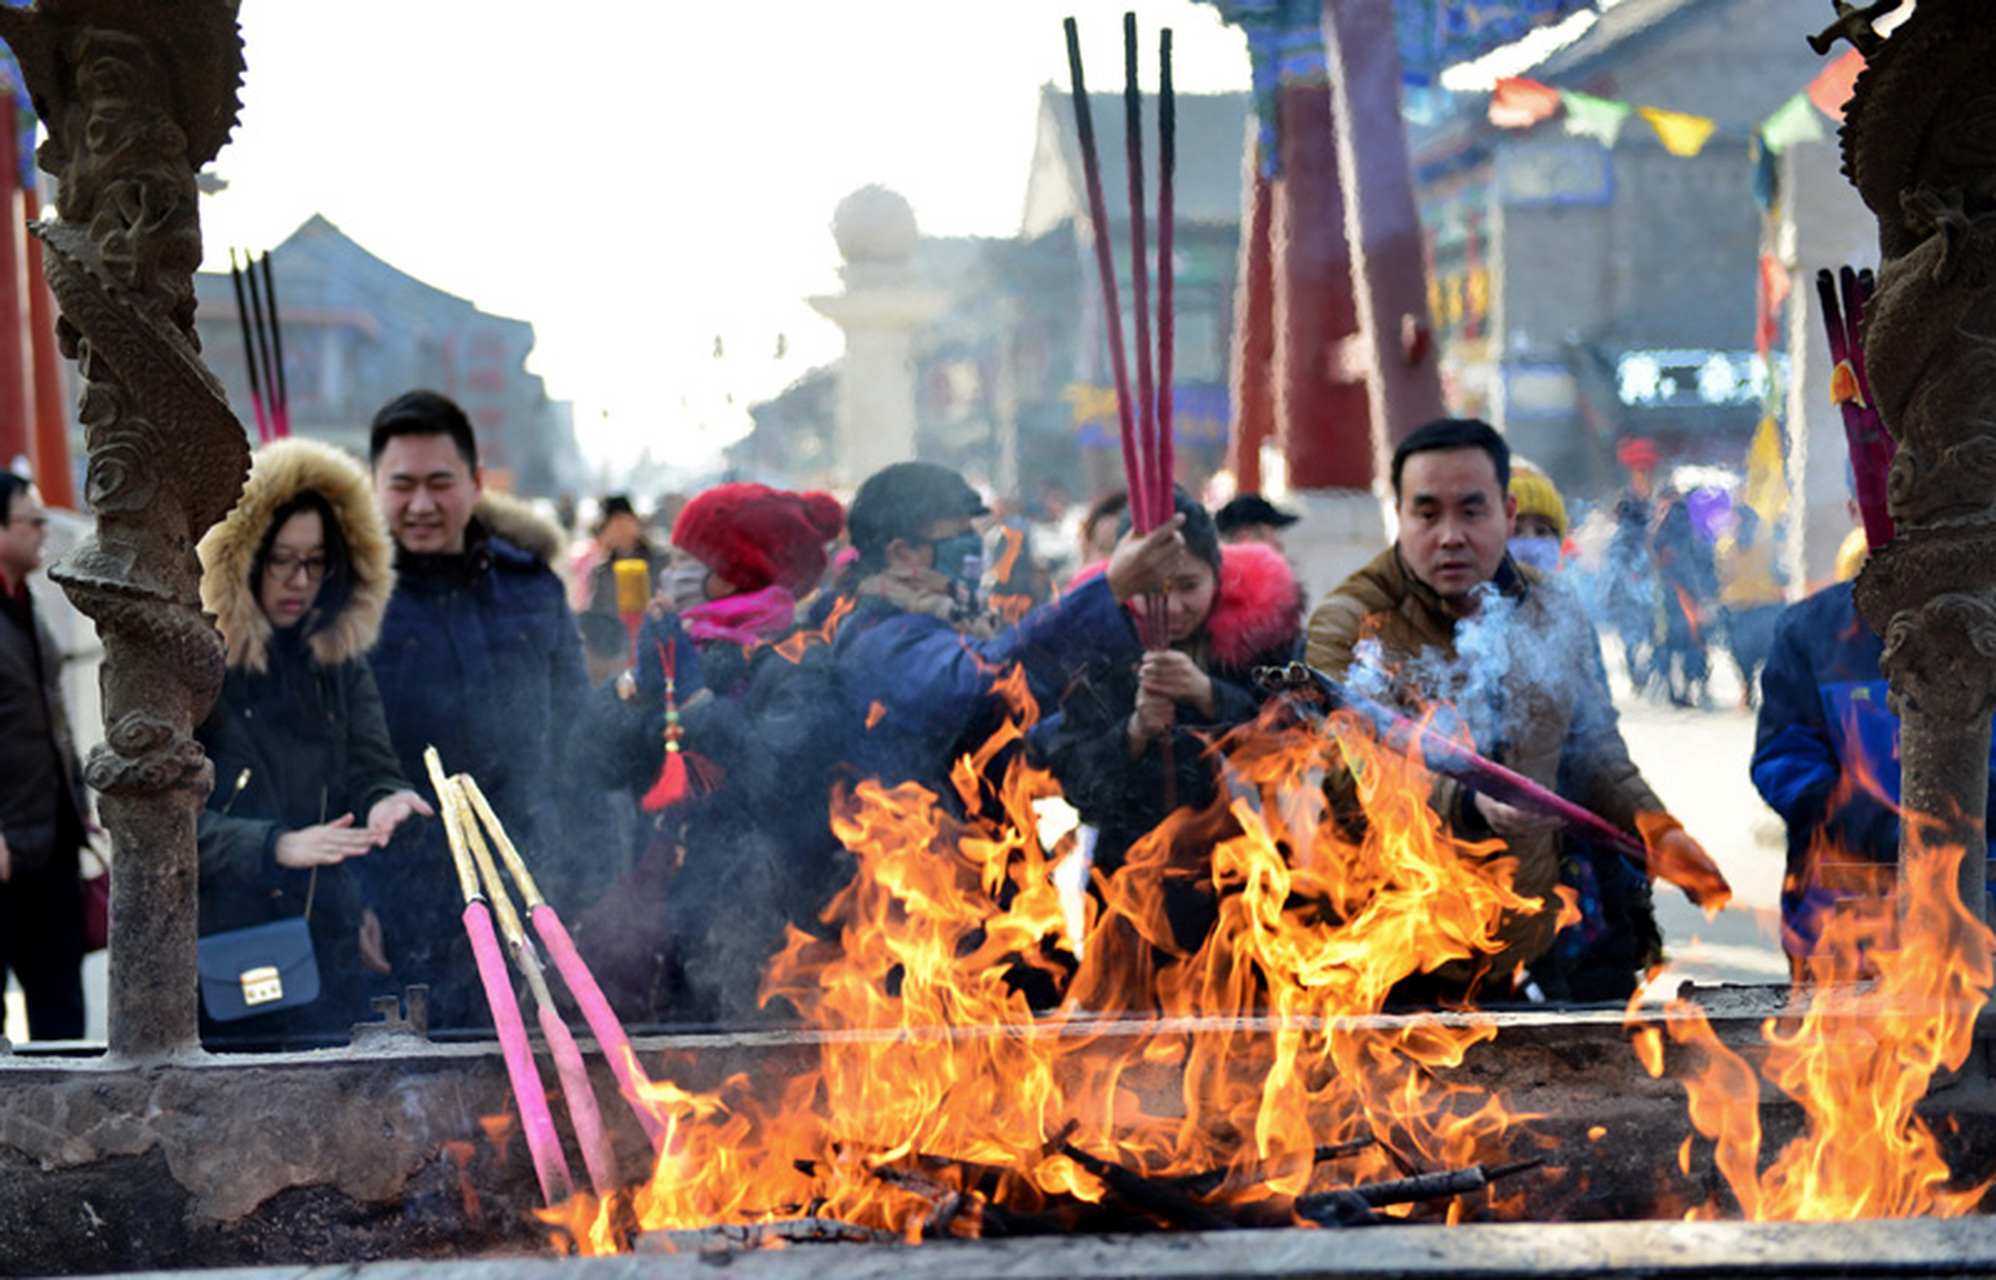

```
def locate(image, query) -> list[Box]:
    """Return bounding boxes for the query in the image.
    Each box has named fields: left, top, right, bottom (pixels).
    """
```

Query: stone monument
left=810, top=184, right=947, bottom=487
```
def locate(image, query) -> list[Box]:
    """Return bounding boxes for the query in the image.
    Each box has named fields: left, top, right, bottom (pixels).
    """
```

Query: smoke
left=1345, top=575, right=1606, bottom=752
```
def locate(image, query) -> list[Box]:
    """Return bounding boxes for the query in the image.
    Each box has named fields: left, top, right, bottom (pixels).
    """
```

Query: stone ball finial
left=832, top=185, right=919, bottom=264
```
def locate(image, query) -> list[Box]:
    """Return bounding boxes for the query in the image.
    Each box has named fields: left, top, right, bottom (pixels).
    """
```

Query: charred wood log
left=639, top=1217, right=902, bottom=1252
left=1059, top=1141, right=1233, bottom=1231
left=1294, top=1157, right=1545, bottom=1225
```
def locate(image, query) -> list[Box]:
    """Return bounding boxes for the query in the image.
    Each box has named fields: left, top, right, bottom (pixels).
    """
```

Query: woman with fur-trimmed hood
left=1030, top=491, right=1303, bottom=978
left=194, top=438, right=431, bottom=1040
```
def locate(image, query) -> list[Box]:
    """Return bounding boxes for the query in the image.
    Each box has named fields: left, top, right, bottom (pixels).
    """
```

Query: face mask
left=929, top=531, right=984, bottom=585
left=662, top=556, right=710, bottom=614
left=1508, top=535, right=1561, bottom=573
left=928, top=530, right=985, bottom=618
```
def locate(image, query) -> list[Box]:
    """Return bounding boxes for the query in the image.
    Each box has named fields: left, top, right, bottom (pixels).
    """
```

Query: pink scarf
left=682, top=584, right=799, bottom=648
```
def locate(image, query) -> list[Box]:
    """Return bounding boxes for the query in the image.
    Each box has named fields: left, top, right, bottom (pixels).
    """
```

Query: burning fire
left=534, top=664, right=1991, bottom=1251
left=1633, top=827, right=1992, bottom=1219
left=544, top=676, right=1552, bottom=1249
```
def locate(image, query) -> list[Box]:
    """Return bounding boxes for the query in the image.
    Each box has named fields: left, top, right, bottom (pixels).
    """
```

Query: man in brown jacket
left=1306, top=419, right=1711, bottom=998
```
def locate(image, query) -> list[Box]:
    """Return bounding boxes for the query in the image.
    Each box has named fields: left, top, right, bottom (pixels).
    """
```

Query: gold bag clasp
left=240, top=965, right=284, bottom=1006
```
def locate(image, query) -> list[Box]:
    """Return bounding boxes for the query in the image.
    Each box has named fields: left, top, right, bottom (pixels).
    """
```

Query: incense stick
left=1156, top=28, right=1176, bottom=512
left=457, top=772, right=670, bottom=1152
left=1123, top=11, right=1158, bottom=541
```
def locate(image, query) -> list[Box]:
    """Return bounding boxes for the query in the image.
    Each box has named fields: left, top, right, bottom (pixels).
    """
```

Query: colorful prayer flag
left=1743, top=415, right=1789, bottom=524
left=1639, top=105, right=1716, bottom=157
left=1760, top=91, right=1826, bottom=154
left=1488, top=77, right=1563, bottom=129
left=1807, top=48, right=1864, bottom=123
left=1561, top=89, right=1631, bottom=147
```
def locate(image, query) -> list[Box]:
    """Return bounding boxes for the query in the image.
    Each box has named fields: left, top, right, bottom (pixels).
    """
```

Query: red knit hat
left=671, top=483, right=845, bottom=595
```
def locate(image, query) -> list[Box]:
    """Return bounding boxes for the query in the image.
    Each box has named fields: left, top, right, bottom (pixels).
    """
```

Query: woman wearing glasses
left=193, top=437, right=431, bottom=1043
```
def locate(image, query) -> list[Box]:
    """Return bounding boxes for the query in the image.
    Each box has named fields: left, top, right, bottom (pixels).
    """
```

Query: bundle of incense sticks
left=425, top=748, right=671, bottom=1208
left=1816, top=265, right=1894, bottom=552
left=229, top=248, right=289, bottom=443
left=1065, top=12, right=1177, bottom=649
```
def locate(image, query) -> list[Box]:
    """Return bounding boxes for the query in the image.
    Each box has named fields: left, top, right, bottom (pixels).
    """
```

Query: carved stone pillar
left=0, top=3, right=248, bottom=1058
left=1839, top=2, right=1996, bottom=925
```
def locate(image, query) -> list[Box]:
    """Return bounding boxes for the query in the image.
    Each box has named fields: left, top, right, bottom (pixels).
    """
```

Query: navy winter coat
left=832, top=571, right=1143, bottom=795
left=366, top=519, right=592, bottom=1025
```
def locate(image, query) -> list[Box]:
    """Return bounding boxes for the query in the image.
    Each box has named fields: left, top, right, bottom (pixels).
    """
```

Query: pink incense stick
left=537, top=999, right=619, bottom=1196
left=530, top=904, right=669, bottom=1151
left=456, top=771, right=670, bottom=1152
left=1123, top=11, right=1159, bottom=541
left=1156, top=28, right=1176, bottom=514
left=464, top=903, right=574, bottom=1206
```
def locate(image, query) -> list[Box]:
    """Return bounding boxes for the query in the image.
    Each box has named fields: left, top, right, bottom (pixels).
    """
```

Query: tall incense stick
left=1156, top=28, right=1176, bottom=510
left=1064, top=17, right=1144, bottom=537
left=1123, top=11, right=1158, bottom=540
left=458, top=772, right=670, bottom=1153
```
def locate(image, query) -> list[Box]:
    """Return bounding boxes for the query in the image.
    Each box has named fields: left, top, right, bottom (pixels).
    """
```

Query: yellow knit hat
left=1508, top=465, right=1568, bottom=538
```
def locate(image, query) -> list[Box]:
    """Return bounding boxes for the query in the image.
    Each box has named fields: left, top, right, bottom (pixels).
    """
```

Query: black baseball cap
left=1214, top=493, right=1300, bottom=534
left=847, top=462, right=989, bottom=558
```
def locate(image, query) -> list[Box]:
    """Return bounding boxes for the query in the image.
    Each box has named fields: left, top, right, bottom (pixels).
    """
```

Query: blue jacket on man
left=366, top=514, right=591, bottom=1025
left=833, top=571, right=1142, bottom=795
left=1750, top=580, right=1996, bottom=957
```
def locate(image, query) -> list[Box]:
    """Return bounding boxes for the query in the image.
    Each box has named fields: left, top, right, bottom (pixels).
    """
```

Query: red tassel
left=641, top=742, right=688, bottom=812
left=640, top=636, right=713, bottom=813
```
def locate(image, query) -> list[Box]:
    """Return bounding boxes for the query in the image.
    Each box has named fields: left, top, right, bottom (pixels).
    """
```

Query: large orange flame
left=1635, top=831, right=1992, bottom=1219
left=552, top=679, right=1551, bottom=1250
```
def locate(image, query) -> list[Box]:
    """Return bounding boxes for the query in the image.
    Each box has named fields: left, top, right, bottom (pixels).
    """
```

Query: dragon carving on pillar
left=0, top=2, right=247, bottom=1057
left=1839, top=1, right=1996, bottom=918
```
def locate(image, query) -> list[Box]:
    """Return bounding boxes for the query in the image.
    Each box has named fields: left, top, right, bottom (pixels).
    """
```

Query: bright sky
left=197, top=1, right=1256, bottom=478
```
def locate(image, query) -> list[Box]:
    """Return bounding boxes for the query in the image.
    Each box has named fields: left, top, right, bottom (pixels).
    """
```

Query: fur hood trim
left=199, top=437, right=395, bottom=674
left=1061, top=543, right=1301, bottom=668
left=1208, top=541, right=1302, bottom=668
left=476, top=492, right=569, bottom=575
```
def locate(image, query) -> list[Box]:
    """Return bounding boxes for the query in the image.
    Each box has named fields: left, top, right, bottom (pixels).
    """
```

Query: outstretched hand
left=1635, top=811, right=1732, bottom=912
left=274, top=814, right=376, bottom=869
left=366, top=789, right=434, bottom=847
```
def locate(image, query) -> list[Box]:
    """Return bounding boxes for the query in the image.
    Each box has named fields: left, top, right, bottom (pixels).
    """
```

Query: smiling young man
left=365, top=390, right=592, bottom=1028
left=1305, top=418, right=1709, bottom=1002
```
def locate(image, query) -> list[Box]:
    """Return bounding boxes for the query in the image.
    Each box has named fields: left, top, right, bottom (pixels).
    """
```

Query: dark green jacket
left=195, top=633, right=408, bottom=943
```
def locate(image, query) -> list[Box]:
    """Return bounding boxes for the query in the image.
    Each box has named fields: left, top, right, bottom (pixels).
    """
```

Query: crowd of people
left=0, top=395, right=1955, bottom=1044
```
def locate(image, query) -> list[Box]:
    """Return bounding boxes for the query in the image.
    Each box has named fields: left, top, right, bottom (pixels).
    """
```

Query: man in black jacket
left=365, top=391, right=594, bottom=1028
left=0, top=473, right=88, bottom=1040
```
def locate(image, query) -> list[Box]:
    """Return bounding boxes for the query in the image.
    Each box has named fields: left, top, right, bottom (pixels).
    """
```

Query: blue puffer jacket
left=365, top=517, right=592, bottom=1026
left=1750, top=580, right=1996, bottom=955
left=832, top=571, right=1143, bottom=797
